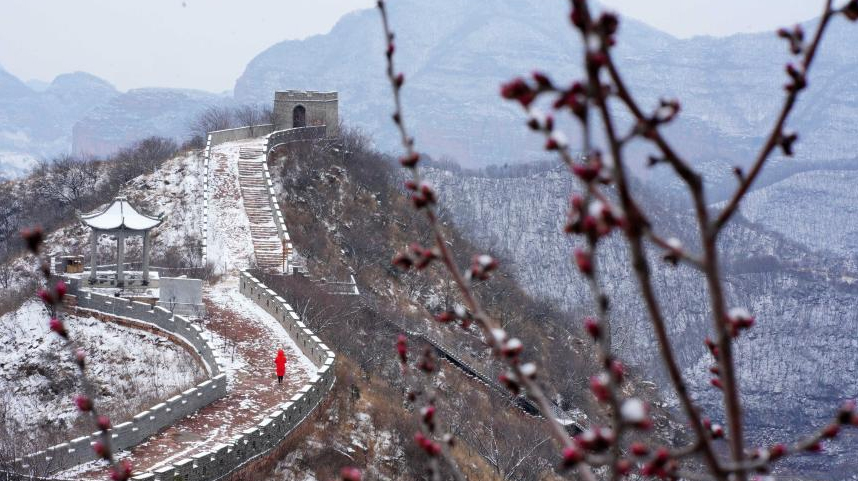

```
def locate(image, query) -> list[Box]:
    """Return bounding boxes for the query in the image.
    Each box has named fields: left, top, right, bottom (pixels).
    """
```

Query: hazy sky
left=0, top=0, right=828, bottom=93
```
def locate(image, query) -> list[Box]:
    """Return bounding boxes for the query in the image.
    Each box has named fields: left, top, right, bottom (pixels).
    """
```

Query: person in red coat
left=275, top=349, right=287, bottom=384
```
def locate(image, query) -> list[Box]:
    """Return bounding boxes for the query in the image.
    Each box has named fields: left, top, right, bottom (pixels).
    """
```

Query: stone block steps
left=237, top=158, right=284, bottom=273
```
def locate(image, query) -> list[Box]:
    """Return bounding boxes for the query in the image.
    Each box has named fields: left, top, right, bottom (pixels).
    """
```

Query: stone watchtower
left=273, top=90, right=339, bottom=137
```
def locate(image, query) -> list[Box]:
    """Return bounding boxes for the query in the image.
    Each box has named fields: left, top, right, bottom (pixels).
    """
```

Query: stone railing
left=209, top=124, right=275, bottom=146
left=260, top=155, right=293, bottom=264
left=263, top=126, right=326, bottom=155
left=109, top=272, right=335, bottom=481
left=202, top=135, right=212, bottom=266
left=7, top=279, right=227, bottom=478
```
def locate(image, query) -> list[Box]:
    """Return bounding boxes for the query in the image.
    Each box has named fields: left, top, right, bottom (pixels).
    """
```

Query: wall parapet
left=209, top=124, right=275, bottom=147
left=94, top=271, right=335, bottom=481
left=8, top=278, right=227, bottom=478
left=202, top=135, right=212, bottom=266
left=263, top=126, right=327, bottom=155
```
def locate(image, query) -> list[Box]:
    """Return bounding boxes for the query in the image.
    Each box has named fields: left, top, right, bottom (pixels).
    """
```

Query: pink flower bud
left=50, top=318, right=68, bottom=338
left=583, top=317, right=600, bottom=339
left=532, top=71, right=553, bottom=89
left=55, top=281, right=68, bottom=299
left=396, top=335, right=408, bottom=364
left=421, top=405, right=436, bottom=424
left=97, top=415, right=111, bottom=431
left=501, top=338, right=524, bottom=358
left=93, top=440, right=110, bottom=459
left=75, top=395, right=93, bottom=412
left=38, top=288, right=54, bottom=306
left=341, top=467, right=362, bottom=481
left=400, top=152, right=420, bottom=168
left=615, top=459, right=631, bottom=476
left=590, top=375, right=610, bottom=402
left=562, top=445, right=583, bottom=467
left=710, top=378, right=723, bottom=390
left=394, top=73, right=405, bottom=88
left=630, top=442, right=649, bottom=456
left=574, top=249, right=593, bottom=276
left=806, top=441, right=823, bottom=453
left=391, top=253, right=413, bottom=270
left=499, top=372, right=520, bottom=394
left=768, top=443, right=786, bottom=460
left=839, top=400, right=856, bottom=424
left=109, top=460, right=132, bottom=481
left=710, top=424, right=724, bottom=439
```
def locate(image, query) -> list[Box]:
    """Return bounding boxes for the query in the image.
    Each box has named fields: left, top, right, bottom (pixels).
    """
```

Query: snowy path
left=58, top=139, right=317, bottom=480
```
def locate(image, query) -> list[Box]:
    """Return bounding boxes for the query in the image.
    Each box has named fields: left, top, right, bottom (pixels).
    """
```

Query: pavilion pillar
left=142, top=231, right=151, bottom=284
left=116, top=232, right=125, bottom=286
left=89, top=230, right=98, bottom=283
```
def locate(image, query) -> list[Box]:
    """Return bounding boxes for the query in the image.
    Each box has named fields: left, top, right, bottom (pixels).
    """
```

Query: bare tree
left=34, top=155, right=99, bottom=210
left=189, top=105, right=234, bottom=140
left=234, top=105, right=263, bottom=136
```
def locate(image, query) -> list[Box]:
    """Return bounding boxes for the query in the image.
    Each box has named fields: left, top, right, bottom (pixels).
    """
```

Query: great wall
left=3, top=89, right=576, bottom=481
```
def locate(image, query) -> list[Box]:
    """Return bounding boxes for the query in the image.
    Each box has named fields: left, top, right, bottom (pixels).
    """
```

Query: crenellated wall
left=209, top=125, right=275, bottom=146
left=263, top=126, right=326, bottom=155
left=7, top=278, right=227, bottom=478
left=202, top=135, right=212, bottom=266
left=114, top=272, right=336, bottom=481
left=5, top=274, right=335, bottom=481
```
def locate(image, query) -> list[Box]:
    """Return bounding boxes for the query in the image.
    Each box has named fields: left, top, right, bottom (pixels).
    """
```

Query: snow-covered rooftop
left=78, top=196, right=163, bottom=231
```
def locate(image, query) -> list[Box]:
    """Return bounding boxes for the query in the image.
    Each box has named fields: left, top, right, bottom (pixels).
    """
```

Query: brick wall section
left=201, top=135, right=211, bottom=265
left=8, top=278, right=227, bottom=478
left=209, top=125, right=275, bottom=146
left=114, top=271, right=336, bottom=481
left=5, top=273, right=337, bottom=481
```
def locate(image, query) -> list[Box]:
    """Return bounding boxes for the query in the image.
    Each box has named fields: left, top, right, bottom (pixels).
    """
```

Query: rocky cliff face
left=425, top=165, right=858, bottom=478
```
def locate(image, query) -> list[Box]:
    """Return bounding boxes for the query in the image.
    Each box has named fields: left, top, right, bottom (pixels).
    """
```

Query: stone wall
left=5, top=273, right=335, bottom=481
left=8, top=278, right=227, bottom=478
left=264, top=126, right=327, bottom=155
left=202, top=136, right=212, bottom=265
left=208, top=124, right=275, bottom=146
left=113, top=272, right=335, bottom=481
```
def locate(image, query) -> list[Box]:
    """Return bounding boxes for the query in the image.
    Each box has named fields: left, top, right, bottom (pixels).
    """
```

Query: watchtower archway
left=292, top=105, right=306, bottom=128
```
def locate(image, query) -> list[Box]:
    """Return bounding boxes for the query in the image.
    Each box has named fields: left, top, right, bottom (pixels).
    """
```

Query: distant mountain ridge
left=234, top=0, right=858, bottom=182
left=2, top=0, right=857, bottom=181
left=0, top=66, right=228, bottom=173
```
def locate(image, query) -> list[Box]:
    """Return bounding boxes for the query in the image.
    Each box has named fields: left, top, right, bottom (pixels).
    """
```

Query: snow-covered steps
left=237, top=158, right=286, bottom=273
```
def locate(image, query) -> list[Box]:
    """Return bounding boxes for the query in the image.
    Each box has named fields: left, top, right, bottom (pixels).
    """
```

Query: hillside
left=423, top=163, right=858, bottom=478
left=0, top=132, right=683, bottom=480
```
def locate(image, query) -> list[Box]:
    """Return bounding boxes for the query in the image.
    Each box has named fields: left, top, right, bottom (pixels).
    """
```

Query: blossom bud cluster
left=403, top=180, right=437, bottom=209
left=565, top=194, right=623, bottom=241
left=434, top=304, right=472, bottom=329
left=777, top=25, right=805, bottom=55
left=392, top=243, right=439, bottom=271
left=468, top=254, right=499, bottom=281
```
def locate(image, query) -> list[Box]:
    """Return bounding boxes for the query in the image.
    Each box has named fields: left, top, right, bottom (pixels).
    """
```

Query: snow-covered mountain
left=0, top=68, right=118, bottom=171
left=234, top=0, right=858, bottom=176
left=425, top=164, right=858, bottom=478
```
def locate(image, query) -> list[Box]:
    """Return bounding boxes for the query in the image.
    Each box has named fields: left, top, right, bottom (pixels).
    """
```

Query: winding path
left=56, top=138, right=316, bottom=480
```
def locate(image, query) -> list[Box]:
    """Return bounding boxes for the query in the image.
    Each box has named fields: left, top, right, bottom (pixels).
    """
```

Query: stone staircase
left=238, top=148, right=285, bottom=273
